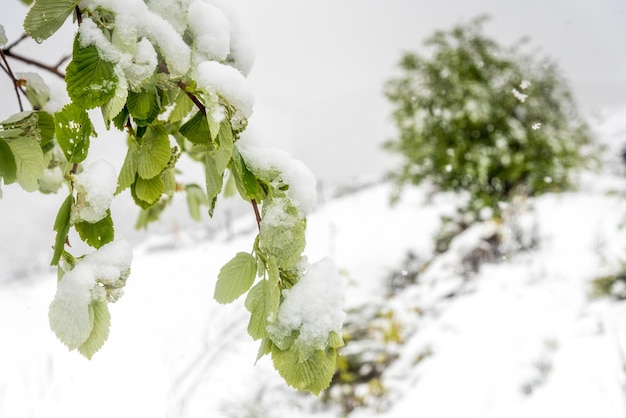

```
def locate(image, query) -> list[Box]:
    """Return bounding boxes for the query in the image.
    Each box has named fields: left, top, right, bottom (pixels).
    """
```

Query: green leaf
left=185, top=184, right=208, bottom=222
left=162, top=169, right=176, bottom=196
left=327, top=331, right=345, bottom=349
left=259, top=198, right=306, bottom=270
left=78, top=299, right=111, bottom=359
left=230, top=146, right=266, bottom=202
left=137, top=124, right=170, bottom=179
left=6, top=135, right=45, bottom=192
left=134, top=174, right=164, bottom=206
left=1, top=110, right=52, bottom=144
left=127, top=89, right=160, bottom=126
left=179, top=111, right=211, bottom=145
left=54, top=103, right=93, bottom=163
left=271, top=346, right=338, bottom=395
left=266, top=256, right=281, bottom=324
left=256, top=337, right=274, bottom=362
left=23, top=0, right=80, bottom=42
left=204, top=153, right=222, bottom=216
left=168, top=92, right=194, bottom=123
left=135, top=196, right=171, bottom=229
left=66, top=42, right=117, bottom=109
left=214, top=252, right=257, bottom=304
left=102, top=75, right=129, bottom=125
left=35, top=111, right=55, bottom=146
left=245, top=280, right=269, bottom=340
left=116, top=138, right=140, bottom=194
left=215, top=119, right=234, bottom=174
left=74, top=210, right=114, bottom=249
left=0, top=140, right=17, bottom=185
left=51, top=194, right=73, bottom=265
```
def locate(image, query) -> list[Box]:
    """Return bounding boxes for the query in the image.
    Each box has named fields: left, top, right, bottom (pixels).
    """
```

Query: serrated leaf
left=259, top=199, right=306, bottom=270
left=214, top=252, right=257, bottom=304
left=66, top=42, right=117, bottom=109
left=256, top=337, right=274, bottom=362
left=162, top=169, right=176, bottom=196
left=0, top=140, right=17, bottom=185
left=23, top=0, right=80, bottom=42
left=215, top=119, right=234, bottom=174
left=112, top=106, right=130, bottom=131
left=230, top=146, right=266, bottom=202
left=1, top=110, right=53, bottom=144
left=127, top=89, right=160, bottom=126
left=51, top=194, right=73, bottom=265
left=271, top=346, right=338, bottom=395
left=78, top=299, right=110, bottom=359
left=6, top=135, right=45, bottom=191
left=245, top=280, right=269, bottom=340
left=266, top=256, right=281, bottom=324
left=204, top=153, right=222, bottom=217
left=74, top=210, right=114, bottom=249
left=35, top=111, right=55, bottom=146
left=102, top=75, right=128, bottom=125
left=134, top=174, right=164, bottom=206
left=185, top=184, right=208, bottom=222
left=179, top=111, right=211, bottom=145
left=168, top=91, right=194, bottom=123
left=327, top=331, right=345, bottom=349
left=116, top=138, right=140, bottom=194
left=137, top=124, right=170, bottom=179
left=54, top=103, right=93, bottom=163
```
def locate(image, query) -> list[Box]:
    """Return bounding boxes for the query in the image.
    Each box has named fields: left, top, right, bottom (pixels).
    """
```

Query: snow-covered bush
left=384, top=15, right=596, bottom=218
left=0, top=0, right=343, bottom=394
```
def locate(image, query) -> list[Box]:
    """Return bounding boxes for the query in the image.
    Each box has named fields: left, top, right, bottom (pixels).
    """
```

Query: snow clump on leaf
left=267, top=257, right=345, bottom=353
left=49, top=239, right=132, bottom=353
left=72, top=160, right=117, bottom=223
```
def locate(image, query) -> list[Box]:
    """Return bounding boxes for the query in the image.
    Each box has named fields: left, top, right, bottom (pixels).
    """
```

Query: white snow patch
left=238, top=143, right=318, bottom=214
left=187, top=1, right=231, bottom=63
left=195, top=60, right=255, bottom=118
left=72, top=160, right=117, bottom=223
left=268, top=257, right=345, bottom=350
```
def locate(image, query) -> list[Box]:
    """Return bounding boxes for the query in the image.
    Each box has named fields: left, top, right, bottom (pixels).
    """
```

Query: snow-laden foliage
left=0, top=0, right=344, bottom=394
left=384, top=15, right=596, bottom=217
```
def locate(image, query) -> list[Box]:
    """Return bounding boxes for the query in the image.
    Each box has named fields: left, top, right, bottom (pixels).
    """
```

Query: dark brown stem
left=2, top=48, right=66, bottom=79
left=75, top=5, right=83, bottom=25
left=0, top=49, right=24, bottom=111
left=3, top=33, right=28, bottom=51
left=178, top=81, right=207, bottom=117
left=251, top=199, right=262, bottom=230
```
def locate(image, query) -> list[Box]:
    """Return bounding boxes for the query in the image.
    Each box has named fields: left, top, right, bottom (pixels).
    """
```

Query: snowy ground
left=1, top=108, right=626, bottom=417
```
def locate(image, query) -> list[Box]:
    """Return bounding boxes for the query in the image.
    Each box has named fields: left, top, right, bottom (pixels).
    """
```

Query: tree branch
left=2, top=48, right=66, bottom=79
left=0, top=49, right=25, bottom=111
left=251, top=199, right=262, bottom=230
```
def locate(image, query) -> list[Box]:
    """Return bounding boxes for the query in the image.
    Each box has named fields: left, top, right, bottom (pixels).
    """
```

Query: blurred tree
left=384, top=15, right=596, bottom=218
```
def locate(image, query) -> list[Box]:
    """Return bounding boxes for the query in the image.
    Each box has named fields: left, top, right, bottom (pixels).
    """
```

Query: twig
left=251, top=199, right=262, bottom=230
left=0, top=49, right=24, bottom=111
left=2, top=48, right=66, bottom=79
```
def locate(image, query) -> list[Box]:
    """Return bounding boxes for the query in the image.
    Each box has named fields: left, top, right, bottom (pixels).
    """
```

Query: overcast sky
left=1, top=0, right=625, bottom=278
left=227, top=0, right=626, bottom=186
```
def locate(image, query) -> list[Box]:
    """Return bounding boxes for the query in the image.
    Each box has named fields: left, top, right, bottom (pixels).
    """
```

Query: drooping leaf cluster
left=0, top=0, right=343, bottom=395
left=384, top=15, right=596, bottom=217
